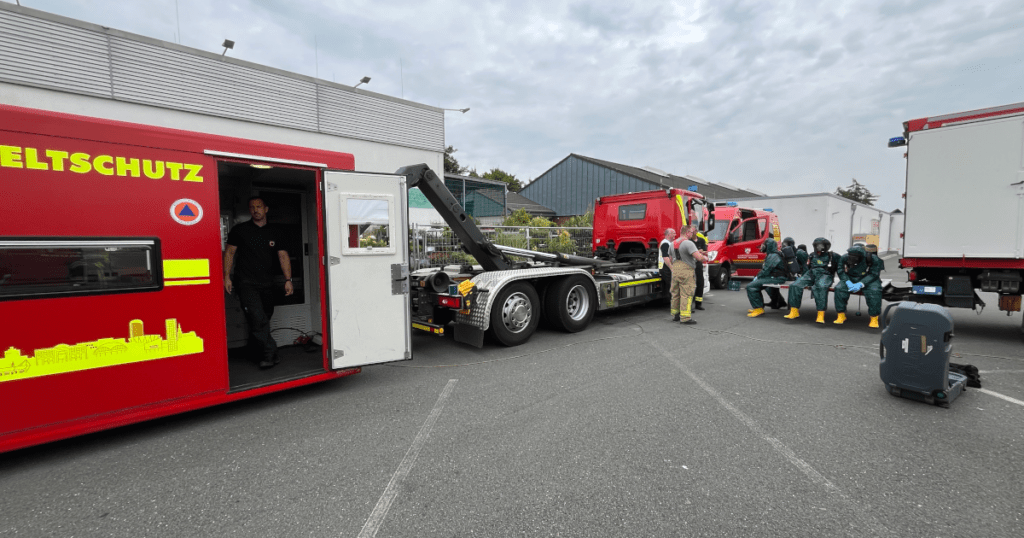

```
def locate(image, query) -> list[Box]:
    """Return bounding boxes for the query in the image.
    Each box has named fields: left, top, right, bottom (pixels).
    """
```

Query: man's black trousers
left=236, top=283, right=278, bottom=362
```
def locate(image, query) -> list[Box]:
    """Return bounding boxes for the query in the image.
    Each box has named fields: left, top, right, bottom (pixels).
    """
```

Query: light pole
left=442, top=108, right=470, bottom=114
left=353, top=76, right=371, bottom=89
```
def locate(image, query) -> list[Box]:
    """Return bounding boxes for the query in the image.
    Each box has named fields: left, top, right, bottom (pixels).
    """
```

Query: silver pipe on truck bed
left=493, top=244, right=615, bottom=267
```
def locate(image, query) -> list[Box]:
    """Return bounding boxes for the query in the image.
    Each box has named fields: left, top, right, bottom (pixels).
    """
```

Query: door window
left=342, top=196, right=395, bottom=255
left=742, top=219, right=761, bottom=242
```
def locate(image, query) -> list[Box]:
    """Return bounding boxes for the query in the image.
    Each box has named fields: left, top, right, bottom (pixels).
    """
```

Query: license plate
left=912, top=285, right=942, bottom=296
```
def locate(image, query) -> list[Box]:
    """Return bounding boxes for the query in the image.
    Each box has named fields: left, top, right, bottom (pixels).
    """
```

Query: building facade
left=521, top=154, right=766, bottom=217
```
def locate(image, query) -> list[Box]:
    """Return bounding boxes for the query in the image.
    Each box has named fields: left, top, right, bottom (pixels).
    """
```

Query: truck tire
left=713, top=264, right=731, bottom=290
left=489, top=281, right=540, bottom=346
left=544, top=275, right=596, bottom=333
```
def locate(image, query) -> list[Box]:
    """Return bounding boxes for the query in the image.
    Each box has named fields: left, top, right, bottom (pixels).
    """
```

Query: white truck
left=886, top=101, right=1024, bottom=329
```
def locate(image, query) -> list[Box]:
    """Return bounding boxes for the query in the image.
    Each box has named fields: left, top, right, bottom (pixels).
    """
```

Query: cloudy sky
left=20, top=0, right=1024, bottom=211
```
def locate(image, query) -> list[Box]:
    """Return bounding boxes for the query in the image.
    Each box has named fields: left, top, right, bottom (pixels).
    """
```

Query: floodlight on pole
left=353, top=76, right=371, bottom=89
left=442, top=108, right=470, bottom=114
left=221, top=39, right=235, bottom=56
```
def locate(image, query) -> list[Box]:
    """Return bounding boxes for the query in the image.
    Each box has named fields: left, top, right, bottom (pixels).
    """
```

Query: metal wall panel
left=0, top=10, right=111, bottom=97
left=523, top=155, right=662, bottom=216
left=109, top=37, right=317, bottom=131
left=0, top=4, right=444, bottom=154
left=318, top=85, right=444, bottom=152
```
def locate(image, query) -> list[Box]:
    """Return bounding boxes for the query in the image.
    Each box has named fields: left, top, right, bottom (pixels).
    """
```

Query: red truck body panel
left=591, top=188, right=706, bottom=259
left=703, top=206, right=782, bottom=286
left=0, top=104, right=359, bottom=453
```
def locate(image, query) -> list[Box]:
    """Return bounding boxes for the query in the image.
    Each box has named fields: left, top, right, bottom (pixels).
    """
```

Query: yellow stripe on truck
left=163, top=259, right=210, bottom=279
left=164, top=279, right=211, bottom=286
left=619, top=278, right=662, bottom=288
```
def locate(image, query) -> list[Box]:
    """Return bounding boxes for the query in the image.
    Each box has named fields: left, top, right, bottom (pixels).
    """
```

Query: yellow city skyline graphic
left=1, top=318, right=204, bottom=383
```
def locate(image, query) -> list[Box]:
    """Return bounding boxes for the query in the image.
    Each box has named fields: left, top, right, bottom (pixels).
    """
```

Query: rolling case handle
left=881, top=301, right=902, bottom=331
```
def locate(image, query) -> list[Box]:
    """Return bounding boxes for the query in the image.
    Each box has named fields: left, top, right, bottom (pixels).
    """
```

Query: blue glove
left=845, top=280, right=855, bottom=289
left=850, top=282, right=864, bottom=293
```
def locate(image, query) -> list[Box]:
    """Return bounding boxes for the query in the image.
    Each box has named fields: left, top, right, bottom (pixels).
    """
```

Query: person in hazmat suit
left=834, top=244, right=884, bottom=327
left=780, top=237, right=808, bottom=276
left=746, top=238, right=789, bottom=317
left=784, top=237, right=841, bottom=323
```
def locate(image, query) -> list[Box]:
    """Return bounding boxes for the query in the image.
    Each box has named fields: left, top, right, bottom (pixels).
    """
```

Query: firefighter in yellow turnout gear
left=670, top=225, right=709, bottom=324
left=693, top=231, right=708, bottom=310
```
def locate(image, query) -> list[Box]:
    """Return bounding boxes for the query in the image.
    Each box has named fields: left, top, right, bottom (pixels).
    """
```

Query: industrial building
left=0, top=2, right=447, bottom=193
left=521, top=154, right=766, bottom=217
left=442, top=173, right=555, bottom=225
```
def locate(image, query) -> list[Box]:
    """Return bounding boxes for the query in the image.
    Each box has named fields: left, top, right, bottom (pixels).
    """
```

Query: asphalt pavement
left=3, top=257, right=1023, bottom=537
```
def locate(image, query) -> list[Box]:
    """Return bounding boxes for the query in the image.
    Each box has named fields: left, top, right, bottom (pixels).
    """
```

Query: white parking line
left=357, top=379, right=458, bottom=538
left=978, top=388, right=1024, bottom=407
left=647, top=340, right=894, bottom=537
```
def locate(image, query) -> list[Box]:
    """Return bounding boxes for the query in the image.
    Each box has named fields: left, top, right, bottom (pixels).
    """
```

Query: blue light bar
left=687, top=185, right=698, bottom=192
left=888, top=136, right=907, bottom=148
left=726, top=202, right=738, bottom=207
left=762, top=208, right=773, bottom=212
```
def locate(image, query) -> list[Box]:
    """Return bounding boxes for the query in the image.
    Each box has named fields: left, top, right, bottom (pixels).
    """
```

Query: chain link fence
left=410, top=225, right=593, bottom=269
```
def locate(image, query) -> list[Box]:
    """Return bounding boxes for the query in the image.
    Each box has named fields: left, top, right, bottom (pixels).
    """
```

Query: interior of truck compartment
left=216, top=161, right=325, bottom=392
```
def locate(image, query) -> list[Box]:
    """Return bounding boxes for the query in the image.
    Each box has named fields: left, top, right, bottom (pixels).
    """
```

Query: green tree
left=483, top=167, right=523, bottom=193
left=502, top=208, right=533, bottom=226
left=444, top=145, right=468, bottom=174
left=835, top=179, right=878, bottom=206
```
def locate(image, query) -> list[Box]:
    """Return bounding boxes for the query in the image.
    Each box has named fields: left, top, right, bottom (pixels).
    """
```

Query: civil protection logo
left=171, top=199, right=203, bottom=225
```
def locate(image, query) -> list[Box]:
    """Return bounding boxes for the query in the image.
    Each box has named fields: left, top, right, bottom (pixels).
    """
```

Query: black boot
left=694, top=302, right=704, bottom=311
left=672, top=313, right=680, bottom=322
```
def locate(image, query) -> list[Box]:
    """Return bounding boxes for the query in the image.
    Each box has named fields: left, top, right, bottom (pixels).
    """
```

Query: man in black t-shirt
left=224, top=197, right=293, bottom=369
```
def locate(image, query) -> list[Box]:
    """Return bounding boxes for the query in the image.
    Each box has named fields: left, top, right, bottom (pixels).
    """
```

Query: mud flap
left=454, top=324, right=485, bottom=348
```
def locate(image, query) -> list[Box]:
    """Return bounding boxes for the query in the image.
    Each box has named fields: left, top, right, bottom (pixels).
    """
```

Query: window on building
left=0, top=238, right=162, bottom=301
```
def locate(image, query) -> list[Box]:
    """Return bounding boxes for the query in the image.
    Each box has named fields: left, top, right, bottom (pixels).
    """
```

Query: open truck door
left=323, top=170, right=411, bottom=369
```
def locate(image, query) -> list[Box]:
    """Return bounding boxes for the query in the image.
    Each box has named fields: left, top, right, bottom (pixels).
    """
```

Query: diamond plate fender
left=455, top=267, right=597, bottom=331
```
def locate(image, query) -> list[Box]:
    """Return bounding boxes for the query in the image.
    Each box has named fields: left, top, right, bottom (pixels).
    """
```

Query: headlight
left=707, top=250, right=718, bottom=262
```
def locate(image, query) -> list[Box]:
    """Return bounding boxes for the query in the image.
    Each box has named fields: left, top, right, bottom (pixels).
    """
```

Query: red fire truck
left=704, top=204, right=782, bottom=289
left=591, top=188, right=712, bottom=263
left=0, top=104, right=415, bottom=453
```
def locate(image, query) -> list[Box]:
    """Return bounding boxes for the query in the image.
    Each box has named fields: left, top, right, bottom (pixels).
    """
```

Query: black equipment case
left=879, top=302, right=966, bottom=407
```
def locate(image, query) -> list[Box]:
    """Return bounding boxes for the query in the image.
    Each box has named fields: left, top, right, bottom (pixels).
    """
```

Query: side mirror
left=706, top=208, right=716, bottom=233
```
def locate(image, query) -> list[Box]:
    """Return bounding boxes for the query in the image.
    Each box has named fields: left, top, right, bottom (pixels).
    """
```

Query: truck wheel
left=713, top=265, right=731, bottom=289
left=545, top=275, right=597, bottom=333
left=489, top=281, right=540, bottom=346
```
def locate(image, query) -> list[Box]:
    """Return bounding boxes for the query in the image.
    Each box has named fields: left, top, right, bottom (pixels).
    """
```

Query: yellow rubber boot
left=816, top=311, right=825, bottom=324
left=783, top=307, right=799, bottom=319
left=833, top=312, right=847, bottom=325
left=747, top=308, right=765, bottom=318
left=869, top=315, right=880, bottom=328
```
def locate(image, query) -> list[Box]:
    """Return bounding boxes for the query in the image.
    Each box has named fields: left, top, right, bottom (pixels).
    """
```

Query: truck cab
left=592, top=188, right=711, bottom=263
left=705, top=204, right=782, bottom=289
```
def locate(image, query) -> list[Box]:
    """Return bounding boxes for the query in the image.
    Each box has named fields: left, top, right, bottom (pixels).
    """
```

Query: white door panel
left=323, top=170, right=411, bottom=369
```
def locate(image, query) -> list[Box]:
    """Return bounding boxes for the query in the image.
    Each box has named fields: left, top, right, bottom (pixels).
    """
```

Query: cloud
left=25, top=0, right=1024, bottom=211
